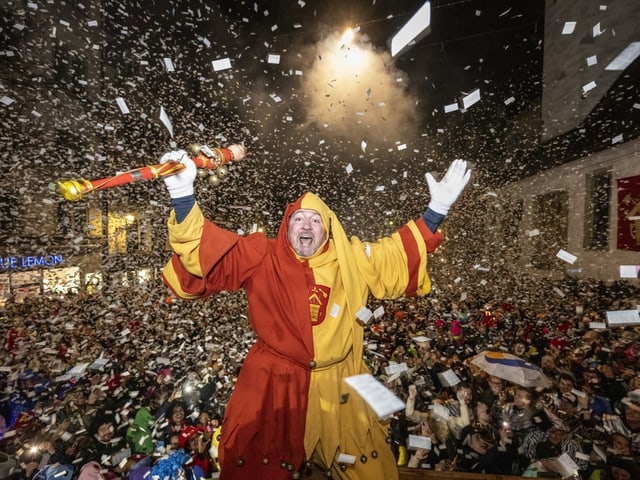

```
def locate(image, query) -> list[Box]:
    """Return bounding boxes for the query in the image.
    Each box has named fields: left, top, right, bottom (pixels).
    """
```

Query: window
left=584, top=170, right=610, bottom=250
left=532, top=190, right=569, bottom=269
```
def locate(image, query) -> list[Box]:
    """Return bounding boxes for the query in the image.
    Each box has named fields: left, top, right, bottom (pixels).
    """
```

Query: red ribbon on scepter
left=56, top=144, right=245, bottom=201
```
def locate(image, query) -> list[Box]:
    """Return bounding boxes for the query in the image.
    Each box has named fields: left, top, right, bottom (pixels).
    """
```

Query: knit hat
left=178, top=426, right=205, bottom=449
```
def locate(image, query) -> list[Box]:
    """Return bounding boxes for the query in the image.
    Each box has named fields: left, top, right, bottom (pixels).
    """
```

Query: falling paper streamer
left=390, top=1, right=431, bottom=57
left=159, top=106, right=174, bottom=137
left=116, top=97, right=130, bottom=115
left=605, top=42, right=640, bottom=71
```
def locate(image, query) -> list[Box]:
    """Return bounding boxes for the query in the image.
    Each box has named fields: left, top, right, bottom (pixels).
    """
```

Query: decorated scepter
left=56, top=144, right=246, bottom=202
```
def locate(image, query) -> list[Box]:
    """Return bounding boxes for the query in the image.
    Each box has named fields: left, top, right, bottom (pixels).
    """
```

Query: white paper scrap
left=361, top=140, right=367, bottom=153
left=437, top=368, right=460, bottom=387
left=408, top=434, right=432, bottom=450
left=163, top=58, right=175, bottom=72
left=159, top=106, right=174, bottom=137
left=544, top=453, right=579, bottom=478
left=0, top=96, right=15, bottom=106
left=592, top=22, right=603, bottom=37
left=527, top=228, right=540, bottom=237
left=620, top=265, right=640, bottom=278
left=337, top=453, right=356, bottom=465
left=444, top=102, right=458, bottom=113
left=582, top=81, right=597, bottom=94
left=562, top=22, right=576, bottom=35
left=115, top=97, right=130, bottom=114
left=267, top=54, right=280, bottom=64
left=430, top=402, right=450, bottom=420
left=586, top=55, right=598, bottom=66
left=605, top=42, right=640, bottom=71
left=606, top=309, right=640, bottom=327
left=461, top=88, right=481, bottom=109
left=390, top=1, right=431, bottom=57
left=355, top=306, right=373, bottom=325
left=556, top=249, right=577, bottom=264
left=384, top=362, right=408, bottom=376
left=212, top=58, right=232, bottom=71
left=344, top=373, right=405, bottom=418
left=373, top=306, right=385, bottom=319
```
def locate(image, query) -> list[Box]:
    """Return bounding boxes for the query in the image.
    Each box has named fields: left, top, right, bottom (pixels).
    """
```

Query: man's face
left=287, top=209, right=326, bottom=257
left=96, top=423, right=114, bottom=443
left=558, top=377, right=574, bottom=394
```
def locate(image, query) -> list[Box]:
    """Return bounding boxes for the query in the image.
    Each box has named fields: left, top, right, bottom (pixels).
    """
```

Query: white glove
left=425, top=159, right=471, bottom=215
left=159, top=149, right=196, bottom=198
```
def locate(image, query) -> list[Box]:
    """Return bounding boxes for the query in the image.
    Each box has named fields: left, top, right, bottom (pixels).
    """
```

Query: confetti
left=212, top=58, right=232, bottom=71
left=562, top=22, right=576, bottom=35
left=159, top=106, right=174, bottom=137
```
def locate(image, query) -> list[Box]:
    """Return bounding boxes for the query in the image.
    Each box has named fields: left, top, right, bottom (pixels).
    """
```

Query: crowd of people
left=0, top=274, right=639, bottom=480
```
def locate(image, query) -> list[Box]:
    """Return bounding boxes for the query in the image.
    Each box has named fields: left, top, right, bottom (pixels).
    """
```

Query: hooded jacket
left=126, top=406, right=155, bottom=454
left=162, top=192, right=443, bottom=480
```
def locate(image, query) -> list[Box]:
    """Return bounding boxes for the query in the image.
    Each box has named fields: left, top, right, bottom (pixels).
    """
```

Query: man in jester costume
left=160, top=146, right=471, bottom=480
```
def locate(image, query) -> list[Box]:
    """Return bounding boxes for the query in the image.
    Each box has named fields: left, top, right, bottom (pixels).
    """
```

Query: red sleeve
left=416, top=217, right=444, bottom=253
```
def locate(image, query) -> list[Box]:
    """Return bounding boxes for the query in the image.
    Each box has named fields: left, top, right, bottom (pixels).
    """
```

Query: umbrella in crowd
left=470, top=351, right=551, bottom=388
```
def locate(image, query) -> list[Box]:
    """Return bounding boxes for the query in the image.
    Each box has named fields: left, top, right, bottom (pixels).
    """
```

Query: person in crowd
left=406, top=411, right=455, bottom=471
left=161, top=401, right=191, bottom=444
left=602, top=389, right=640, bottom=455
left=556, top=371, right=578, bottom=398
left=178, top=425, right=215, bottom=478
left=498, top=386, right=537, bottom=444
left=89, top=411, right=128, bottom=474
left=599, top=455, right=640, bottom=480
left=478, top=375, right=504, bottom=410
left=533, top=420, right=589, bottom=472
left=126, top=406, right=155, bottom=455
left=159, top=148, right=471, bottom=479
left=580, top=368, right=613, bottom=419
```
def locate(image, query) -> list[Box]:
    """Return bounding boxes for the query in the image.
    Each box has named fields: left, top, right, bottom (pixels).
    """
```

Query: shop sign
left=0, top=254, right=64, bottom=270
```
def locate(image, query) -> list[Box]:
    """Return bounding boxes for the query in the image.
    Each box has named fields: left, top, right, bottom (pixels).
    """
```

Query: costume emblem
left=308, top=284, right=330, bottom=325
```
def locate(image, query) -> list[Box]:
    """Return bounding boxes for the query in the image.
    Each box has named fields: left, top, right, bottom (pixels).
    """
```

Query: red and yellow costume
left=162, top=192, right=443, bottom=480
